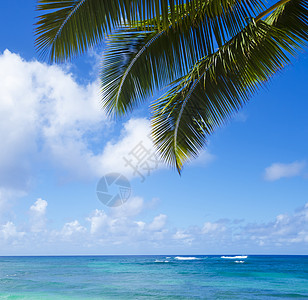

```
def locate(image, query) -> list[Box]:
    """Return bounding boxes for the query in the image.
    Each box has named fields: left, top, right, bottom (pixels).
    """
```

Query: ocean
left=0, top=255, right=307, bottom=299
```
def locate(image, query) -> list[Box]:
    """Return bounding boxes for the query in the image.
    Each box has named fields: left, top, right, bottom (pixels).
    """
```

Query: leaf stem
left=255, top=0, right=291, bottom=22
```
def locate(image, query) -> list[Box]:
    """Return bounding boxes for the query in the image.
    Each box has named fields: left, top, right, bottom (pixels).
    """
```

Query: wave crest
left=174, top=256, right=199, bottom=260
left=221, top=255, right=248, bottom=259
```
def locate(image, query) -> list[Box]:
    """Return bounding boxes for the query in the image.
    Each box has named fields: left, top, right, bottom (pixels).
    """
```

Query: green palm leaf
left=34, top=0, right=203, bottom=62
left=101, top=0, right=265, bottom=117
left=35, top=0, right=264, bottom=62
left=152, top=0, right=308, bottom=172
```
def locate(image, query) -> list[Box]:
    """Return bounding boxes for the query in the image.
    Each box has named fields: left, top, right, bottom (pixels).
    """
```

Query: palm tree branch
left=35, top=0, right=127, bottom=62
left=152, top=0, right=308, bottom=171
left=35, top=0, right=265, bottom=62
left=53, top=0, right=87, bottom=44
left=114, top=30, right=165, bottom=111
left=173, top=77, right=201, bottom=172
left=102, top=0, right=265, bottom=117
left=255, top=0, right=291, bottom=21
left=101, top=29, right=156, bottom=116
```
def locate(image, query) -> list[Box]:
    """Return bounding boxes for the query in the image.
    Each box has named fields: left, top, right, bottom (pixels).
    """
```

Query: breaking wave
left=174, top=256, right=200, bottom=260
left=221, top=256, right=248, bottom=259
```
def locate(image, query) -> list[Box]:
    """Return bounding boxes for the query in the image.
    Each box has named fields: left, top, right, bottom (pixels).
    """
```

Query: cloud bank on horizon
left=1, top=197, right=308, bottom=255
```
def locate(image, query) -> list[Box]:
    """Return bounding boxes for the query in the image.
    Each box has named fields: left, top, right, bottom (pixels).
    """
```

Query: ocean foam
left=174, top=256, right=199, bottom=260
left=221, top=256, right=248, bottom=259
left=235, top=260, right=245, bottom=263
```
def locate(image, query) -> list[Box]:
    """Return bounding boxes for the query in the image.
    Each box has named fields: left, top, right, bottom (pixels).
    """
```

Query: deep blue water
left=0, top=255, right=307, bottom=299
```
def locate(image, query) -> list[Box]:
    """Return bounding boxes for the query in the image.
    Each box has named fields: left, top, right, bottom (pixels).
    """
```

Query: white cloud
left=172, top=230, right=194, bottom=245
left=148, top=214, right=167, bottom=231
left=202, top=221, right=226, bottom=234
left=264, top=161, right=306, bottom=181
left=30, top=198, right=47, bottom=216
left=111, top=196, right=144, bottom=218
left=87, top=197, right=146, bottom=236
left=0, top=49, right=106, bottom=186
left=0, top=50, right=171, bottom=191
left=60, top=220, right=87, bottom=237
left=1, top=196, right=308, bottom=254
left=0, top=221, right=25, bottom=240
left=86, top=197, right=167, bottom=242
left=173, top=230, right=191, bottom=240
left=97, top=118, right=164, bottom=179
left=87, top=209, right=109, bottom=234
left=244, top=203, right=308, bottom=246
left=29, top=198, right=48, bottom=232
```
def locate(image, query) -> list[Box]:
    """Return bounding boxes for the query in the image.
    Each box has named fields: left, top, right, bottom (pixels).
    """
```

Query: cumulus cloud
left=29, top=198, right=48, bottom=232
left=148, top=214, right=167, bottom=231
left=0, top=49, right=106, bottom=186
left=30, top=198, right=47, bottom=216
left=264, top=161, right=306, bottom=181
left=60, top=220, right=87, bottom=237
left=97, top=118, right=165, bottom=179
left=86, top=197, right=167, bottom=244
left=87, top=209, right=108, bottom=235
left=0, top=221, right=25, bottom=241
left=0, top=49, right=172, bottom=193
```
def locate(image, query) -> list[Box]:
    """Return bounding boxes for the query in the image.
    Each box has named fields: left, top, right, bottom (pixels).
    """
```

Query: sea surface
left=0, top=255, right=307, bottom=299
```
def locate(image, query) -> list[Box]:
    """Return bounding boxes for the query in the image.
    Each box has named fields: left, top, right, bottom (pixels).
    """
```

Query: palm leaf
left=34, top=0, right=203, bottom=62
left=101, top=0, right=265, bottom=117
left=35, top=0, right=115, bottom=62
left=152, top=0, right=308, bottom=172
left=101, top=24, right=211, bottom=117
left=35, top=0, right=264, bottom=62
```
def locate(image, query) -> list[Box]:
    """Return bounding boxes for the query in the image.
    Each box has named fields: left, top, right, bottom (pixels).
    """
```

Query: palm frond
left=34, top=0, right=198, bottom=62
left=35, top=0, right=264, bottom=62
left=101, top=0, right=265, bottom=117
left=35, top=0, right=121, bottom=62
left=101, top=29, right=157, bottom=116
left=266, top=0, right=308, bottom=41
left=101, top=23, right=211, bottom=117
left=152, top=0, right=308, bottom=172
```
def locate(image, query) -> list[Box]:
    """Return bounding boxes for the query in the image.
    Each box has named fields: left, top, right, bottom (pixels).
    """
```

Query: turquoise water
left=0, top=255, right=307, bottom=299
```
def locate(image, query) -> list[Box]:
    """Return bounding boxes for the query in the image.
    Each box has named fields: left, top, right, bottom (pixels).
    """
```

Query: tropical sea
left=0, top=255, right=307, bottom=299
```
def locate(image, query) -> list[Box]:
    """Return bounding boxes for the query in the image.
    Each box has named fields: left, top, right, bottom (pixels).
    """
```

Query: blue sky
left=0, top=1, right=308, bottom=255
